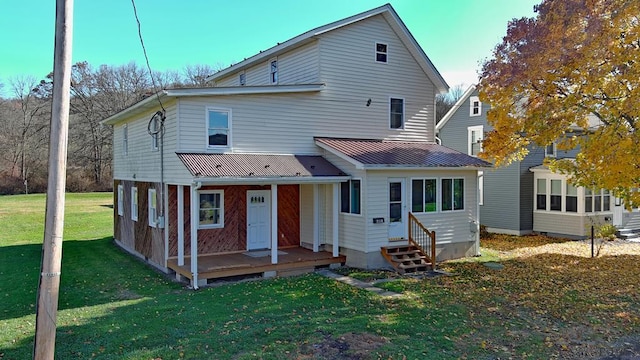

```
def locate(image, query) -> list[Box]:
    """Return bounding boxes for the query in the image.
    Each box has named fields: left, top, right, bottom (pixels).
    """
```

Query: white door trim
left=247, top=190, right=271, bottom=250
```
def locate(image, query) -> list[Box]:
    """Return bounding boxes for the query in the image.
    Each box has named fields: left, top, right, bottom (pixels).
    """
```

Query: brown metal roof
left=315, top=137, right=492, bottom=168
left=177, top=153, right=347, bottom=178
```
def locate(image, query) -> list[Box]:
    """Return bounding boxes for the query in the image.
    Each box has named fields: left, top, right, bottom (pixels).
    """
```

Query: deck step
left=381, top=244, right=432, bottom=274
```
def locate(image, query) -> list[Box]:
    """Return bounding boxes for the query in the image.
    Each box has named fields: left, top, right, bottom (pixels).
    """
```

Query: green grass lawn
left=1, top=193, right=639, bottom=359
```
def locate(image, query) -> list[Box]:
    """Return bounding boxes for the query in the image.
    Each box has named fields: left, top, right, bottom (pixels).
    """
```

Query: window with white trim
left=536, top=179, right=546, bottom=210
left=148, top=189, right=157, bottom=227
left=117, top=184, right=124, bottom=216
left=441, top=178, right=464, bottom=211
left=375, top=42, right=388, bottom=63
left=550, top=179, right=562, bottom=211
left=239, top=72, right=246, bottom=86
left=468, top=125, right=483, bottom=156
left=585, top=189, right=611, bottom=212
left=340, top=179, right=361, bottom=215
left=123, top=124, right=128, bottom=156
left=478, top=171, right=484, bottom=206
left=411, top=178, right=437, bottom=213
left=545, top=142, right=557, bottom=158
left=206, top=108, right=231, bottom=148
left=199, top=190, right=224, bottom=228
left=269, top=59, right=278, bottom=84
left=131, top=187, right=138, bottom=221
left=389, top=98, right=404, bottom=129
left=566, top=183, right=578, bottom=212
left=470, top=96, right=481, bottom=116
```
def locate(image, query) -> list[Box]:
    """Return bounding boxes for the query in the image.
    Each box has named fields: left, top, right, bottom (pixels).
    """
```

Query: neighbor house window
left=375, top=42, right=388, bottom=63
left=566, top=183, right=578, bottom=212
left=545, top=142, right=557, bottom=158
left=131, top=187, right=138, bottom=221
left=389, top=98, right=404, bottom=129
left=470, top=96, right=481, bottom=116
left=536, top=179, right=546, bottom=210
left=199, top=190, right=224, bottom=228
left=468, top=125, right=483, bottom=156
left=117, top=184, right=124, bottom=216
left=412, top=178, right=437, bottom=213
left=441, top=178, right=464, bottom=211
left=550, top=179, right=562, bottom=211
left=269, top=59, right=278, bottom=84
left=123, top=124, right=128, bottom=156
left=207, top=108, right=231, bottom=148
left=340, top=179, right=361, bottom=215
left=148, top=189, right=157, bottom=227
left=239, top=72, right=246, bottom=86
left=585, top=189, right=611, bottom=213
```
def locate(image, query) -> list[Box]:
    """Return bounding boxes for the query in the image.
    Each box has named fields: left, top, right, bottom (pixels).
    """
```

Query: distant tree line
left=0, top=62, right=217, bottom=195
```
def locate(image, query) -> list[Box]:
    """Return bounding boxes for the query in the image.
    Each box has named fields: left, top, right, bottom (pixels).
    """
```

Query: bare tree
left=436, top=84, right=466, bottom=123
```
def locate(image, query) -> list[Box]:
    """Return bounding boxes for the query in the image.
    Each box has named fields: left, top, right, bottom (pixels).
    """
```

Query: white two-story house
left=102, top=4, right=489, bottom=288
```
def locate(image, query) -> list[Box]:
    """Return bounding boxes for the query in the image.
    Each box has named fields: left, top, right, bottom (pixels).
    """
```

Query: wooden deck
left=167, top=247, right=346, bottom=282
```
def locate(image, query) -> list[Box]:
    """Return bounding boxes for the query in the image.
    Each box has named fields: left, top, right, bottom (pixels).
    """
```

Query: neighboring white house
left=102, top=4, right=490, bottom=288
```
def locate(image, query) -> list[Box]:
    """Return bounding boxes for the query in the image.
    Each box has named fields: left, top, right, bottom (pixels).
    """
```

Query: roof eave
left=192, top=175, right=351, bottom=185
left=101, top=91, right=169, bottom=126
left=363, top=165, right=492, bottom=170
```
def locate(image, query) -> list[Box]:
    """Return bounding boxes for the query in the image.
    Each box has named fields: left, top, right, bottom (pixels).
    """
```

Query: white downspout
left=190, top=181, right=202, bottom=289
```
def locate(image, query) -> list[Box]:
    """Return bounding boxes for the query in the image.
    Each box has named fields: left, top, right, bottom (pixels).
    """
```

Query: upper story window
left=123, top=124, right=128, bottom=156
left=545, top=142, right=557, bottom=158
left=199, top=190, right=224, bottom=228
left=239, top=72, right=246, bottom=86
left=470, top=96, right=482, bottom=117
left=375, top=42, right=388, bottom=63
left=207, top=108, right=231, bottom=148
left=131, top=187, right=138, bottom=221
left=467, top=125, right=483, bottom=156
left=411, top=178, right=437, bottom=213
left=441, top=178, right=464, bottom=211
left=340, top=179, right=361, bottom=215
left=389, top=98, right=404, bottom=129
left=269, top=59, right=278, bottom=84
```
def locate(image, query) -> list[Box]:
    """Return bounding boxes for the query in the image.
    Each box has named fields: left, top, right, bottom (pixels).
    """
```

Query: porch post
left=271, top=184, right=278, bottom=264
left=190, top=185, right=199, bottom=288
left=177, top=185, right=184, bottom=266
left=332, top=183, right=339, bottom=257
left=313, top=184, right=319, bottom=252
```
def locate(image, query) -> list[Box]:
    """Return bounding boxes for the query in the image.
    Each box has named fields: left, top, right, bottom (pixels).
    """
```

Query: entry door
left=388, top=179, right=406, bottom=239
left=247, top=190, right=271, bottom=250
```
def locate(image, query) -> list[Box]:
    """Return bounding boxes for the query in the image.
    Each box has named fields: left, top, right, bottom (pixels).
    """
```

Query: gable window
left=148, top=189, right=157, bottom=227
left=123, top=124, right=128, bottom=156
left=468, top=125, right=483, bottom=156
left=566, top=183, right=578, bottom=212
left=117, top=184, right=124, bottom=216
left=375, top=42, right=388, bottom=63
left=550, top=179, right=562, bottom=211
left=536, top=179, right=546, bottom=210
left=441, top=178, right=464, bottom=211
left=199, top=190, right=224, bottom=228
left=411, top=178, right=437, bottom=213
left=545, top=142, right=557, bottom=158
left=389, top=98, right=404, bottom=129
left=340, top=179, right=361, bottom=215
left=470, top=96, right=481, bottom=117
left=207, top=108, right=231, bottom=148
left=131, top=187, right=138, bottom=221
left=269, top=59, right=278, bottom=84
left=239, top=72, right=246, bottom=86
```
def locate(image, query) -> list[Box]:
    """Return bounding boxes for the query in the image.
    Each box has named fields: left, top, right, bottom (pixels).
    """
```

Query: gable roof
left=315, top=137, right=491, bottom=170
left=435, top=84, right=477, bottom=131
left=205, top=4, right=448, bottom=94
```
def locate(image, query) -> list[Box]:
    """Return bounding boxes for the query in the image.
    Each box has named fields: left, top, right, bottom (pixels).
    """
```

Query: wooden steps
left=381, top=244, right=432, bottom=274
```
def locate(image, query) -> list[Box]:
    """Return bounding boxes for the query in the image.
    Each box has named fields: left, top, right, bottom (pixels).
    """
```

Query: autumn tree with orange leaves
left=478, top=0, right=640, bottom=206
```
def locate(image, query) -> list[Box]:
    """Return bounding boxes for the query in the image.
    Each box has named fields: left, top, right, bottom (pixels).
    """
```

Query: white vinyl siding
left=123, top=124, right=128, bottom=156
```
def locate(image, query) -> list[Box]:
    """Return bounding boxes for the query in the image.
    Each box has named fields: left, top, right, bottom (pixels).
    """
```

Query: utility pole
left=33, top=0, right=73, bottom=359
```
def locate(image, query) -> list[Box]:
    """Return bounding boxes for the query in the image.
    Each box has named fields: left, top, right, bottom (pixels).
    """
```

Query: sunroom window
left=441, top=178, right=464, bottom=211
left=340, top=179, right=361, bottom=215
left=411, top=178, right=437, bottom=213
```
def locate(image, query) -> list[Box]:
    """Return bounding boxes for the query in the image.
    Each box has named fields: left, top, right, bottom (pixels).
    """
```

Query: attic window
left=269, top=59, right=278, bottom=84
left=470, top=96, right=481, bottom=116
left=376, top=43, right=388, bottom=63
left=239, top=73, right=246, bottom=86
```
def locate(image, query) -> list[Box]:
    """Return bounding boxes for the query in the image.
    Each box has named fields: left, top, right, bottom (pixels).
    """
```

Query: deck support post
left=271, top=184, right=278, bottom=264
left=332, top=183, right=339, bottom=257
left=190, top=184, right=199, bottom=288
left=313, top=184, right=319, bottom=252
left=177, top=185, right=184, bottom=266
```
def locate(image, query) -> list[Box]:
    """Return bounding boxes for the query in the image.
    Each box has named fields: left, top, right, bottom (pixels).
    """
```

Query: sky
left=0, top=0, right=539, bottom=96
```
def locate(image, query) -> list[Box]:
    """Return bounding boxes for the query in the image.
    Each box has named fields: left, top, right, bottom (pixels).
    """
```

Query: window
left=550, top=179, right=562, bottom=211
left=239, top=72, right=246, bottom=86
left=131, top=187, right=138, bottom=221
left=389, top=98, right=404, bottom=129
left=123, top=124, right=128, bottom=156
left=412, top=179, right=437, bottom=213
left=207, top=108, right=231, bottom=148
left=470, top=96, right=481, bottom=116
left=117, top=184, right=124, bottom=216
left=150, top=117, right=160, bottom=151
left=566, top=183, right=578, bottom=212
left=478, top=171, right=484, bottom=206
left=269, top=59, right=278, bottom=84
left=442, top=178, right=464, bottom=211
left=468, top=125, right=483, bottom=156
left=585, top=189, right=611, bottom=212
left=545, top=142, right=557, bottom=158
left=536, top=179, right=546, bottom=210
left=199, top=191, right=224, bottom=228
left=375, top=42, right=388, bottom=63
left=340, top=179, right=361, bottom=214
left=148, top=189, right=157, bottom=227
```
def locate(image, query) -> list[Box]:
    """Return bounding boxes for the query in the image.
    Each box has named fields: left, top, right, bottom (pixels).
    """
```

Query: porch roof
left=177, top=153, right=349, bottom=182
left=315, top=137, right=492, bottom=170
